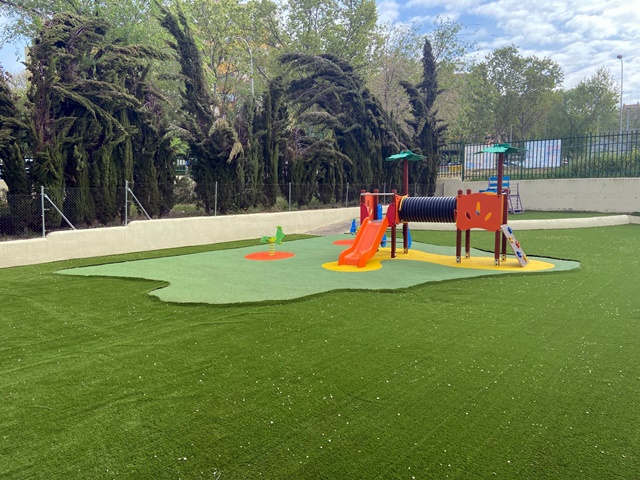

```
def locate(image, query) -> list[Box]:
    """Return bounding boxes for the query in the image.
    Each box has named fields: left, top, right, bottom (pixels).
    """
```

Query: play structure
left=338, top=146, right=529, bottom=269
left=260, top=225, right=286, bottom=256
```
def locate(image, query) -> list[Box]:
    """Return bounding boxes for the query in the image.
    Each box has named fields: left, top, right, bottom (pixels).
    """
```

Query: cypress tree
left=0, top=69, right=33, bottom=233
left=257, top=77, right=289, bottom=206
left=22, top=11, right=173, bottom=228
left=400, top=39, right=447, bottom=196
left=234, top=98, right=263, bottom=210
left=279, top=53, right=405, bottom=194
left=158, top=3, right=242, bottom=214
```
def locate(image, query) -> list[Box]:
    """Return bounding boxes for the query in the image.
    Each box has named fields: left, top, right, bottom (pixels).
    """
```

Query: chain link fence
left=1, top=181, right=434, bottom=242
left=0, top=184, right=153, bottom=241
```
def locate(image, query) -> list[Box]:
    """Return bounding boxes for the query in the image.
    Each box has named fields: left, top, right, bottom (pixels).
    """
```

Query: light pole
left=234, top=36, right=254, bottom=97
left=617, top=55, right=623, bottom=138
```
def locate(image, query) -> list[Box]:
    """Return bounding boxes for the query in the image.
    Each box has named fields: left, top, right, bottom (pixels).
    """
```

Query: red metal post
left=456, top=189, right=463, bottom=262
left=501, top=194, right=508, bottom=261
left=494, top=153, right=505, bottom=265
left=391, top=190, right=397, bottom=258
left=465, top=188, right=471, bottom=258
left=373, top=189, right=379, bottom=220
left=403, top=159, right=409, bottom=196
left=402, top=159, right=409, bottom=254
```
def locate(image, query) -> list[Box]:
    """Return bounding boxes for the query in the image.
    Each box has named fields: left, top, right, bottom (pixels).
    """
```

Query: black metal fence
left=439, top=130, right=640, bottom=181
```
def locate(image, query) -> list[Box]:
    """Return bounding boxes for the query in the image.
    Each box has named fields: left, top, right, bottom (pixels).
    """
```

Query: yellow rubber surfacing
left=323, top=247, right=555, bottom=272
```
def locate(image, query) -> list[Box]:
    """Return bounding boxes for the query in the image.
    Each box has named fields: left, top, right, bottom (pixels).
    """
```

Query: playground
left=58, top=232, right=578, bottom=304
left=60, top=145, right=578, bottom=305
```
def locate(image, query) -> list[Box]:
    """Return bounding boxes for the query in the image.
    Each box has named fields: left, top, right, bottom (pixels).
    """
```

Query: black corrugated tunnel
left=399, top=196, right=457, bottom=223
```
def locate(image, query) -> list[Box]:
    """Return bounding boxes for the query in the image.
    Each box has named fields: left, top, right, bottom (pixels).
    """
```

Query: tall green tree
left=282, top=0, right=379, bottom=73
left=281, top=52, right=405, bottom=192
left=0, top=68, right=29, bottom=194
left=256, top=76, right=289, bottom=206
left=26, top=12, right=172, bottom=225
left=547, top=67, right=618, bottom=138
left=0, top=68, right=33, bottom=232
left=158, top=3, right=242, bottom=214
left=233, top=97, right=263, bottom=210
left=400, top=38, right=447, bottom=196
left=461, top=46, right=563, bottom=142
left=0, top=0, right=166, bottom=47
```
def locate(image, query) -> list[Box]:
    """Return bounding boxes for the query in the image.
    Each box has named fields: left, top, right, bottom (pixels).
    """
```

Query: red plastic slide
left=338, top=216, right=389, bottom=268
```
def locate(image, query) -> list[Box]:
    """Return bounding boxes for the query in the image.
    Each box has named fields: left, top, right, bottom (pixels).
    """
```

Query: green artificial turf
left=509, top=211, right=618, bottom=220
left=1, top=225, right=639, bottom=479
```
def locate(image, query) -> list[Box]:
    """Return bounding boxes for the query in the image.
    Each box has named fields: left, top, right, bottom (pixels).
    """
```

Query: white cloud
left=407, top=0, right=478, bottom=9
left=377, top=0, right=402, bottom=24
left=565, top=14, right=616, bottom=39
left=385, top=0, right=640, bottom=102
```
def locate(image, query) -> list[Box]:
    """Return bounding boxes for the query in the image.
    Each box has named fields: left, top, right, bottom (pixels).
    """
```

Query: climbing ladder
left=507, top=182, right=524, bottom=214
left=501, top=224, right=529, bottom=267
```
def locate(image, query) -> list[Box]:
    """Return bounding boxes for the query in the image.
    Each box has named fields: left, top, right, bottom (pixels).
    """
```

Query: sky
left=378, top=0, right=639, bottom=104
left=0, top=0, right=638, bottom=104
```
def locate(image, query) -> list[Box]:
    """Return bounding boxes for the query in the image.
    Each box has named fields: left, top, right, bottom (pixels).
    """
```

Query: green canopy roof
left=385, top=150, right=426, bottom=162
left=476, top=143, right=526, bottom=154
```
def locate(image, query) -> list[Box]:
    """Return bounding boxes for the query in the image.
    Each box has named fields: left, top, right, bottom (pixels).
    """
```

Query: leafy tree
left=281, top=0, right=379, bottom=73
left=427, top=16, right=477, bottom=72
left=461, top=46, right=563, bottom=142
left=176, top=0, right=271, bottom=117
left=427, top=17, right=477, bottom=143
left=547, top=67, right=618, bottom=138
left=367, top=22, right=422, bottom=130
left=0, top=0, right=166, bottom=47
left=369, top=17, right=476, bottom=144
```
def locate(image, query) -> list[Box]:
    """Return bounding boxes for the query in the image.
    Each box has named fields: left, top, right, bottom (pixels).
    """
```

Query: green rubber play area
left=58, top=234, right=579, bottom=304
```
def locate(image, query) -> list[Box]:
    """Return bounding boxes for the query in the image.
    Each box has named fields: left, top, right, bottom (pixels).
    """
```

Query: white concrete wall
left=409, top=214, right=639, bottom=231
left=0, top=207, right=359, bottom=269
left=438, top=177, right=640, bottom=213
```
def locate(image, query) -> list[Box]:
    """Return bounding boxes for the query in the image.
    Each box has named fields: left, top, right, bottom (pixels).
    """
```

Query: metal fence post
left=125, top=182, right=151, bottom=220
left=288, top=182, right=292, bottom=211
left=124, top=180, right=129, bottom=226
left=41, top=186, right=46, bottom=237
left=345, top=182, right=349, bottom=208
left=40, top=186, right=76, bottom=232
left=214, top=181, right=218, bottom=216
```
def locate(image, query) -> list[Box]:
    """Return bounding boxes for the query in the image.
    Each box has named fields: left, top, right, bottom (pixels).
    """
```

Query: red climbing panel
left=456, top=192, right=503, bottom=232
